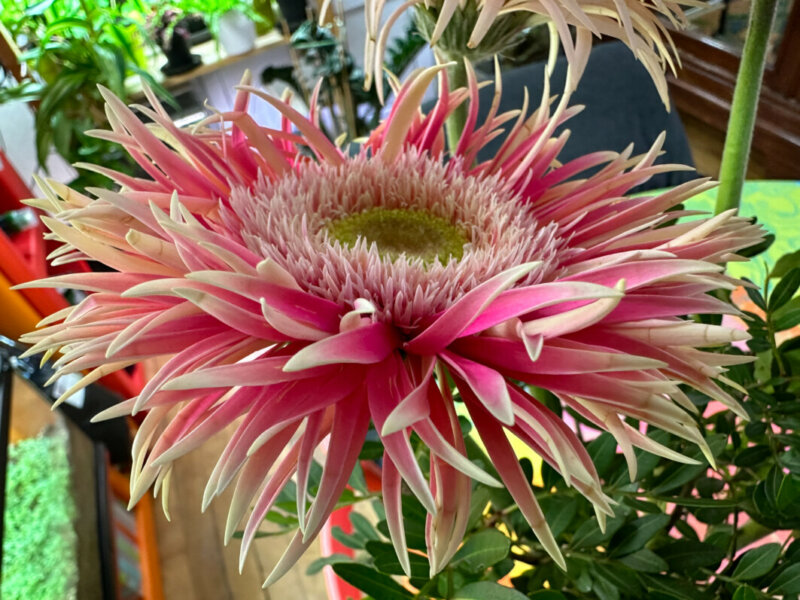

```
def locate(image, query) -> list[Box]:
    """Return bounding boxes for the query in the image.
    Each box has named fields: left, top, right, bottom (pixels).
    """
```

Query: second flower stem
left=444, top=58, right=469, bottom=153
left=715, top=0, right=778, bottom=214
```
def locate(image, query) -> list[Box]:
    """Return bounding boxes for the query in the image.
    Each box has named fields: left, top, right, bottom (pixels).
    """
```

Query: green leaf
left=650, top=463, right=706, bottom=495
left=732, top=586, right=758, bottom=600
left=51, top=111, right=74, bottom=158
left=538, top=496, right=578, bottom=538
left=744, top=280, right=767, bottom=311
left=771, top=249, right=800, bottom=279
left=739, top=231, right=775, bottom=258
left=783, top=448, right=800, bottom=474
left=732, top=543, right=781, bottom=580
left=610, top=514, right=670, bottom=557
left=128, top=65, right=179, bottom=110
left=592, top=562, right=642, bottom=597
left=744, top=421, right=768, bottom=439
left=37, top=72, right=87, bottom=127
left=364, top=541, right=429, bottom=578
left=331, top=525, right=364, bottom=549
left=25, top=0, right=56, bottom=15
left=331, top=563, right=413, bottom=599
left=643, top=495, right=739, bottom=508
left=769, top=268, right=800, bottom=311
left=657, top=541, right=725, bottom=571
left=230, top=527, right=295, bottom=539
left=571, top=514, right=626, bottom=549
left=350, top=511, right=380, bottom=542
left=376, top=494, right=428, bottom=550
left=529, top=592, right=567, bottom=600
left=734, top=444, right=772, bottom=467
left=358, top=440, right=384, bottom=460
left=705, top=526, right=733, bottom=551
left=777, top=474, right=800, bottom=511
left=452, top=529, right=511, bottom=573
left=493, top=557, right=515, bottom=578
left=588, top=432, right=618, bottom=478
left=775, top=307, right=800, bottom=331
left=592, top=570, right=621, bottom=600
left=674, top=519, right=700, bottom=541
left=769, top=563, right=800, bottom=594
left=453, top=581, right=528, bottom=599
left=306, top=554, right=352, bottom=575
left=640, top=574, right=709, bottom=600
left=696, top=477, right=725, bottom=498
left=754, top=350, right=774, bottom=383
left=618, top=548, right=669, bottom=573
left=467, top=486, right=491, bottom=530
left=42, top=17, right=91, bottom=41
left=347, top=462, right=368, bottom=494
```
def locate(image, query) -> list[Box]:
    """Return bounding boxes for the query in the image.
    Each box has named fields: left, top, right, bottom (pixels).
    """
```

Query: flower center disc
left=327, top=208, right=468, bottom=264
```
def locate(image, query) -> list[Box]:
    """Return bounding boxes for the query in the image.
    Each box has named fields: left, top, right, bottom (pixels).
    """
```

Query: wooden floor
left=152, top=425, right=329, bottom=600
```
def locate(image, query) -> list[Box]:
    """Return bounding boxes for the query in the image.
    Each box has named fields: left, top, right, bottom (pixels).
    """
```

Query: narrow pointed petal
left=443, top=351, right=514, bottom=425
left=464, top=387, right=566, bottom=570
left=406, top=262, right=539, bottom=355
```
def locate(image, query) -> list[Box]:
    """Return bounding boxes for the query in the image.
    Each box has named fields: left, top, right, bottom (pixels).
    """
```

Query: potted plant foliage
left=170, top=0, right=267, bottom=56
left=0, top=0, right=171, bottom=191
left=149, top=8, right=203, bottom=75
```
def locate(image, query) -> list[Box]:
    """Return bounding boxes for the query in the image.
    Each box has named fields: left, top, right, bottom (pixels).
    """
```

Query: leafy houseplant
left=0, top=0, right=169, bottom=191
left=261, top=19, right=425, bottom=142
left=161, top=0, right=269, bottom=55
left=149, top=8, right=203, bottom=75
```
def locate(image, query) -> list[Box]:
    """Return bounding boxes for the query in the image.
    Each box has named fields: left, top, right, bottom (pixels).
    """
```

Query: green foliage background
left=1, top=431, right=78, bottom=600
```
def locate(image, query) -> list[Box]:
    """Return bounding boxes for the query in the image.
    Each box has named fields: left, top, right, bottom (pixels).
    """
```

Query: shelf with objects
left=0, top=151, right=164, bottom=600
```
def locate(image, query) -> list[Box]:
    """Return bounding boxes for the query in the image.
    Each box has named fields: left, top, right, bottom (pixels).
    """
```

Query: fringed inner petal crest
left=20, top=65, right=763, bottom=585
left=228, top=151, right=564, bottom=326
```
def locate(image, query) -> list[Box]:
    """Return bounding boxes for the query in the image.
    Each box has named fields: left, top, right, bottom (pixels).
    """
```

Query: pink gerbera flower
left=21, top=65, right=760, bottom=585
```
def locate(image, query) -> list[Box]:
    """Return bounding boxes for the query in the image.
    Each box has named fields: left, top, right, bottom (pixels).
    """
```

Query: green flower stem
left=715, top=0, right=779, bottom=214
left=443, top=58, right=469, bottom=153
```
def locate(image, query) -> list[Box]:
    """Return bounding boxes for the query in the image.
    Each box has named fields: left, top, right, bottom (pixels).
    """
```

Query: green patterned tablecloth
left=684, top=180, right=800, bottom=282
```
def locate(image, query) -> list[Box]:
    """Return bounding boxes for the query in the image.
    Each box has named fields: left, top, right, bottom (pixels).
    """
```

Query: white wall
left=0, top=101, right=76, bottom=186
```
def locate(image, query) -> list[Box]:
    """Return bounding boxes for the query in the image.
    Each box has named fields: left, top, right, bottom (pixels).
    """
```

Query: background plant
left=158, top=0, right=268, bottom=44
left=2, top=430, right=78, bottom=600
left=0, top=0, right=170, bottom=190
left=261, top=19, right=425, bottom=141
left=250, top=246, right=800, bottom=600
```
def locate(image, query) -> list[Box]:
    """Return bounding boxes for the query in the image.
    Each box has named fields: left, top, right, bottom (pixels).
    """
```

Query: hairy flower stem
left=444, top=58, right=469, bottom=153
left=715, top=0, right=778, bottom=214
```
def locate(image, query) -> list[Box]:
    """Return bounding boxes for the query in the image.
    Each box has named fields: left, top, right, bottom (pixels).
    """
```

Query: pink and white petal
left=283, top=322, right=399, bottom=372
left=463, top=386, right=566, bottom=570
left=442, top=350, right=514, bottom=426
left=405, top=262, right=539, bottom=355
left=382, top=355, right=436, bottom=435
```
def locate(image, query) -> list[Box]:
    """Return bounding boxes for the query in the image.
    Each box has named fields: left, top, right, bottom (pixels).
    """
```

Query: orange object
left=0, top=270, right=41, bottom=339
left=0, top=222, right=66, bottom=317
left=108, top=465, right=165, bottom=600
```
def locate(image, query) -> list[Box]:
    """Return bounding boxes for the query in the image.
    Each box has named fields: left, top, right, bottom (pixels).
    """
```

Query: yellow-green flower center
left=327, top=208, right=468, bottom=264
